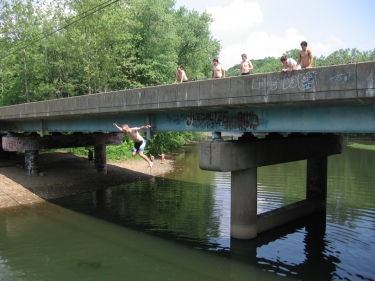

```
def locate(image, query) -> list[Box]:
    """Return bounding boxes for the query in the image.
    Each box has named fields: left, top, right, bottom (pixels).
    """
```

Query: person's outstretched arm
left=113, top=123, right=123, bottom=131
left=138, top=125, right=151, bottom=130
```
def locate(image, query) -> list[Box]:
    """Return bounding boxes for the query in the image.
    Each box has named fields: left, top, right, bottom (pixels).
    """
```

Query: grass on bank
left=52, top=141, right=136, bottom=162
left=347, top=142, right=375, bottom=151
left=52, top=132, right=207, bottom=162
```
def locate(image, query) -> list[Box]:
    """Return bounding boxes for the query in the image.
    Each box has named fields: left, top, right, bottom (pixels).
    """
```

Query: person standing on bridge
left=173, top=66, right=188, bottom=83
left=294, top=41, right=313, bottom=70
left=238, top=53, right=254, bottom=75
left=211, top=59, right=226, bottom=79
left=113, top=123, right=153, bottom=169
left=280, top=55, right=301, bottom=72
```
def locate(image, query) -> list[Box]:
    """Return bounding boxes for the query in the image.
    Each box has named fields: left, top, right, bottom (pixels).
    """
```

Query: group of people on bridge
left=173, top=41, right=313, bottom=83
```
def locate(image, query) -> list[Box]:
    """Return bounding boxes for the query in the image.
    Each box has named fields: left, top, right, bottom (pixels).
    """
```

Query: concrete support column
left=231, top=168, right=257, bottom=239
left=25, top=150, right=39, bottom=176
left=306, top=157, right=327, bottom=211
left=94, top=144, right=107, bottom=174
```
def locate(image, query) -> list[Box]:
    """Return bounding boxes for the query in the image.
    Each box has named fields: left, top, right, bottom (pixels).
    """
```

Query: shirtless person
left=211, top=59, right=226, bottom=79
left=158, top=152, right=165, bottom=163
left=280, top=55, right=301, bottom=72
left=294, top=41, right=313, bottom=70
left=173, top=66, right=188, bottom=83
left=113, top=123, right=153, bottom=168
left=238, top=53, right=254, bottom=75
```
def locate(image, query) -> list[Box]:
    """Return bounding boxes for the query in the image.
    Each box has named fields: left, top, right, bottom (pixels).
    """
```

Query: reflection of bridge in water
left=1, top=62, right=375, bottom=240
left=91, top=179, right=338, bottom=280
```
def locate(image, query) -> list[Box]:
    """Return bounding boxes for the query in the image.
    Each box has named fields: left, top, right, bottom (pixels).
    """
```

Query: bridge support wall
left=25, top=150, right=39, bottom=176
left=306, top=157, right=328, bottom=211
left=94, top=144, right=107, bottom=174
left=231, top=168, right=257, bottom=239
left=199, top=133, right=342, bottom=239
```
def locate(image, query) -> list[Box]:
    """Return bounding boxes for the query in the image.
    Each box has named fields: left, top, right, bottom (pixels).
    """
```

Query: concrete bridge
left=1, top=61, right=374, bottom=239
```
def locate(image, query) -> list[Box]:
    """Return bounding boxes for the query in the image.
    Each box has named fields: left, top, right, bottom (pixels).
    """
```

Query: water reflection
left=55, top=187, right=345, bottom=280
left=1, top=142, right=374, bottom=281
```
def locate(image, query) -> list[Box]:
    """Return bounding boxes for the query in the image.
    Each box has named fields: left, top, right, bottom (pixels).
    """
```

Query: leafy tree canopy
left=0, top=0, right=221, bottom=105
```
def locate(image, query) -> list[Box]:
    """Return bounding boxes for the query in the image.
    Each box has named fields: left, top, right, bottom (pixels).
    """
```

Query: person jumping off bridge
left=113, top=123, right=153, bottom=169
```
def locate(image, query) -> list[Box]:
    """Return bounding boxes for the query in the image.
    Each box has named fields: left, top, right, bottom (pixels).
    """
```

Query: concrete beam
left=2, top=133, right=123, bottom=152
left=257, top=199, right=317, bottom=234
left=199, top=134, right=343, bottom=172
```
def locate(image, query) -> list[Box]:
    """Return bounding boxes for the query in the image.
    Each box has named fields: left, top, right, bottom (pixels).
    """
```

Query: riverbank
left=0, top=151, right=174, bottom=209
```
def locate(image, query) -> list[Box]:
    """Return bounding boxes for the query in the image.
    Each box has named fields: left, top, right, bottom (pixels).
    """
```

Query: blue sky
left=174, top=0, right=375, bottom=68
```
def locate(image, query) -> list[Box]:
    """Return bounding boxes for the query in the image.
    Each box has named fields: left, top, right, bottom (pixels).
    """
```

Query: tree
left=173, top=7, right=221, bottom=80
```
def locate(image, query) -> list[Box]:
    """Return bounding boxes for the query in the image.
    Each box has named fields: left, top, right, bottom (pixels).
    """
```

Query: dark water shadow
left=48, top=179, right=343, bottom=281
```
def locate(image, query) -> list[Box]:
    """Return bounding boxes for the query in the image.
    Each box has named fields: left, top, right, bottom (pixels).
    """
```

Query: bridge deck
left=0, top=62, right=374, bottom=133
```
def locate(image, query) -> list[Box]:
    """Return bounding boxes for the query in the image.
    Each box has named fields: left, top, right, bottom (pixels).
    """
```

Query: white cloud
left=309, top=36, right=343, bottom=58
left=204, top=0, right=372, bottom=68
left=207, top=0, right=262, bottom=45
left=219, top=28, right=306, bottom=68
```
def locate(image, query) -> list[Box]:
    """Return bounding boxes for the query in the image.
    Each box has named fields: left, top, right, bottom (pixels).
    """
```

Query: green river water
left=0, top=141, right=374, bottom=281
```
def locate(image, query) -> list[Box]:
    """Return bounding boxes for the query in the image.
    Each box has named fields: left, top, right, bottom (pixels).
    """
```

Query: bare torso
left=126, top=128, right=143, bottom=142
left=176, top=70, right=188, bottom=81
left=299, top=49, right=312, bottom=68
left=240, top=60, right=252, bottom=73
left=212, top=64, right=223, bottom=78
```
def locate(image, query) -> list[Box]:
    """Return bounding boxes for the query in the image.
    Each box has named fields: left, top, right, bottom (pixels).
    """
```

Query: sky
left=174, top=0, right=375, bottom=69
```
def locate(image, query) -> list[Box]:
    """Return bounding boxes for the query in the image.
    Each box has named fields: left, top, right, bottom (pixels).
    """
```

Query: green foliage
left=146, top=131, right=204, bottom=155
left=347, top=142, right=375, bottom=151
left=0, top=0, right=220, bottom=104
left=54, top=131, right=205, bottom=161
left=344, top=133, right=375, bottom=139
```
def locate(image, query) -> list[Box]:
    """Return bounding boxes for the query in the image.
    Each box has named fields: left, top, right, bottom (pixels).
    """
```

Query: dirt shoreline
left=0, top=152, right=174, bottom=209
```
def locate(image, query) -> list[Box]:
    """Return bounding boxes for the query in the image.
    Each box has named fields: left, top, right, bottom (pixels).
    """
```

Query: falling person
left=113, top=123, right=153, bottom=168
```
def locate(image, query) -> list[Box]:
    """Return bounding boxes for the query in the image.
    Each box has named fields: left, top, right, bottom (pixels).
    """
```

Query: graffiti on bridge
left=167, top=111, right=263, bottom=131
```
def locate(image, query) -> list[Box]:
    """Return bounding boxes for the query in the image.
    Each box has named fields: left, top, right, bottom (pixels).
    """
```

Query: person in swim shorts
left=294, top=41, right=313, bottom=70
left=113, top=123, right=153, bottom=168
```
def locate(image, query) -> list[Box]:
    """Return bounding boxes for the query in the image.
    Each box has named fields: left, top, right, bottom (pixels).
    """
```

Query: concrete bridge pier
left=231, top=168, right=257, bottom=239
left=25, top=150, right=39, bottom=176
left=199, top=133, right=343, bottom=239
left=306, top=157, right=328, bottom=211
left=94, top=144, right=107, bottom=174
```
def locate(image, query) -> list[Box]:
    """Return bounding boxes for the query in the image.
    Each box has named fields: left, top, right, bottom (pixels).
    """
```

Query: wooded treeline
left=0, top=0, right=221, bottom=106
left=1, top=0, right=374, bottom=106
left=227, top=48, right=375, bottom=76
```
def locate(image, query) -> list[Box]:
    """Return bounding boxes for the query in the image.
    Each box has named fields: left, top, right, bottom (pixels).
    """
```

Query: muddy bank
left=0, top=152, right=174, bottom=209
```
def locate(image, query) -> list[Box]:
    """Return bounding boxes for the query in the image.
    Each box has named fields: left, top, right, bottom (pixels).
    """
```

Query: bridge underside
left=1, top=133, right=123, bottom=175
left=0, top=103, right=375, bottom=134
